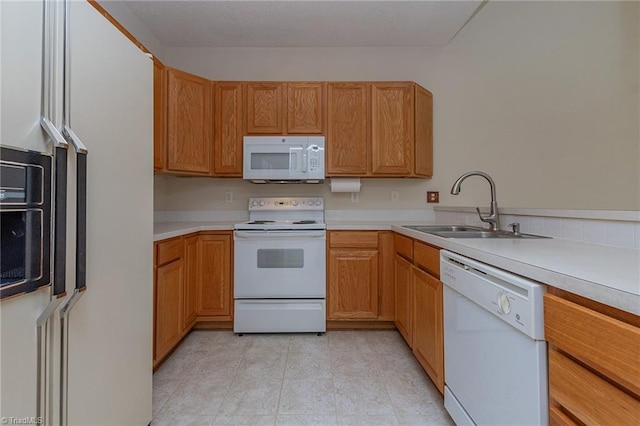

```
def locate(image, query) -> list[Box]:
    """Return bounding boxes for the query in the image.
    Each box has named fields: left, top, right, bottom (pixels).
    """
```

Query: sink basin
left=401, top=225, right=549, bottom=239
left=402, top=225, right=483, bottom=233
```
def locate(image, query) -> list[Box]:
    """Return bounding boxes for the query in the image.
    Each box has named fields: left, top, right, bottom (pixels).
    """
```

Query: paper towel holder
left=329, top=177, right=361, bottom=193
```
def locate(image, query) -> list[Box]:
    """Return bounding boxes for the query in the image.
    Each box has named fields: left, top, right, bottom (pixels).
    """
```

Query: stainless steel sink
left=401, top=225, right=549, bottom=239
left=402, top=225, right=483, bottom=233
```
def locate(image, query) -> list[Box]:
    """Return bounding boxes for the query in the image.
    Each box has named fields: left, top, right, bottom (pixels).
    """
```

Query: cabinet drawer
left=329, top=231, right=378, bottom=248
left=413, top=241, right=440, bottom=277
left=549, top=349, right=640, bottom=425
left=157, top=238, right=184, bottom=266
left=394, top=234, right=413, bottom=261
left=545, top=293, right=640, bottom=397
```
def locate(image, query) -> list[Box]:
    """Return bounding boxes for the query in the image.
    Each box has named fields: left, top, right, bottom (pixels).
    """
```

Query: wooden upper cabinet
left=326, top=83, right=370, bottom=175
left=414, top=85, right=433, bottom=177
left=166, top=68, right=212, bottom=174
left=371, top=82, right=413, bottom=175
left=153, top=59, right=166, bottom=172
left=287, top=82, right=324, bottom=134
left=245, top=82, right=285, bottom=134
left=213, top=82, right=243, bottom=175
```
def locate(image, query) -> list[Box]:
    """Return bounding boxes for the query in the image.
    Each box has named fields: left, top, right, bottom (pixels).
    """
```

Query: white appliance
left=243, top=136, right=325, bottom=183
left=0, top=1, right=153, bottom=424
left=440, top=250, right=548, bottom=426
left=234, top=197, right=326, bottom=333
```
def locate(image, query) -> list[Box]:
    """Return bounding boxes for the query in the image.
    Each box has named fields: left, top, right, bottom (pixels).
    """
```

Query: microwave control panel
left=308, top=145, right=322, bottom=172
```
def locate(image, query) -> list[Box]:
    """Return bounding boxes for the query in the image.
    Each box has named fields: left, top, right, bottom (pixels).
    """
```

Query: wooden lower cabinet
left=394, top=255, right=413, bottom=346
left=328, top=248, right=379, bottom=319
left=327, top=231, right=398, bottom=322
left=412, top=266, right=444, bottom=393
left=154, top=232, right=233, bottom=367
left=198, top=233, right=232, bottom=318
left=393, top=233, right=444, bottom=394
left=183, top=235, right=199, bottom=330
left=545, top=289, right=640, bottom=425
left=155, top=255, right=183, bottom=364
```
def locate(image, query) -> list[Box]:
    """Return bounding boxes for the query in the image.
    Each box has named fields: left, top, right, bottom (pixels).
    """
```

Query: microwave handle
left=302, top=150, right=308, bottom=173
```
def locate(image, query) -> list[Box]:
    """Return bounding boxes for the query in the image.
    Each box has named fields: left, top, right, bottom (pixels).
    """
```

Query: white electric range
left=233, top=197, right=326, bottom=334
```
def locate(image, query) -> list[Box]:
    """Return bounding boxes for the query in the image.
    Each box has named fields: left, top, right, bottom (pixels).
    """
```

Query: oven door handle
left=234, top=230, right=326, bottom=239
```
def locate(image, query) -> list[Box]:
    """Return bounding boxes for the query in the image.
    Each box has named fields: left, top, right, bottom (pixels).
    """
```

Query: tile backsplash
left=434, top=209, right=640, bottom=249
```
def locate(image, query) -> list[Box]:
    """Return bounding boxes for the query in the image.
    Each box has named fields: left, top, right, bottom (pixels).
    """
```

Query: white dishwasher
left=440, top=250, right=548, bottom=426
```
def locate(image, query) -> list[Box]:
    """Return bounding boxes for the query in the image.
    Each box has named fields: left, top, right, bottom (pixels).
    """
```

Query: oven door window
left=257, top=249, right=304, bottom=268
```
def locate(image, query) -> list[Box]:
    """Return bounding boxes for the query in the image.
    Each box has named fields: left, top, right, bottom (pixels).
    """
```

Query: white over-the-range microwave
left=243, top=136, right=325, bottom=183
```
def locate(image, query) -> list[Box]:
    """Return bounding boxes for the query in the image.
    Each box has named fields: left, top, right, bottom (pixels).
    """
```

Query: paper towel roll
left=330, top=177, right=361, bottom=193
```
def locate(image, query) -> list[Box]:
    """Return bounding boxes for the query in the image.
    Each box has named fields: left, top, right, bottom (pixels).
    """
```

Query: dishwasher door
left=440, top=250, right=548, bottom=426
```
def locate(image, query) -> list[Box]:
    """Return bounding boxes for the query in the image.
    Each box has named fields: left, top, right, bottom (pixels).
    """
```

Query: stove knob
left=292, top=200, right=298, bottom=206
left=259, top=200, right=265, bottom=206
left=251, top=200, right=258, bottom=207
left=497, top=292, right=511, bottom=314
left=307, top=199, right=315, bottom=206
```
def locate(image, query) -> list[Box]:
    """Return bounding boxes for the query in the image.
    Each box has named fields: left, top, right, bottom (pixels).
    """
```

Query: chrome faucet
left=450, top=171, right=501, bottom=231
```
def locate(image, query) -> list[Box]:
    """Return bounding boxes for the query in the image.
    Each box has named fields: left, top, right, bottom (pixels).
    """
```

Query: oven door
left=234, top=230, right=326, bottom=298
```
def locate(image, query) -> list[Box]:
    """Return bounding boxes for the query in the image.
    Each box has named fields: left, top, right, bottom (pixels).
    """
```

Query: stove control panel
left=248, top=197, right=324, bottom=211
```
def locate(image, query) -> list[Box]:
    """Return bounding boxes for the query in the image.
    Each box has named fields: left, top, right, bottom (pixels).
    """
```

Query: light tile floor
left=152, top=330, right=454, bottom=426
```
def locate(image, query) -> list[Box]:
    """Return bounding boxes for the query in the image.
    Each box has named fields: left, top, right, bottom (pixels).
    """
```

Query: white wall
left=155, top=0, right=638, bottom=212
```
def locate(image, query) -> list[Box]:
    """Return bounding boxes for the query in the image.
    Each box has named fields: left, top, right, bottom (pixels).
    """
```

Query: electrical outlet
left=391, top=190, right=400, bottom=203
left=224, top=191, right=233, bottom=203
left=427, top=191, right=439, bottom=203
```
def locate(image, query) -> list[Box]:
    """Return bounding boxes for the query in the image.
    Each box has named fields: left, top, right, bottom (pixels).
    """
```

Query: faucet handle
left=509, top=222, right=521, bottom=236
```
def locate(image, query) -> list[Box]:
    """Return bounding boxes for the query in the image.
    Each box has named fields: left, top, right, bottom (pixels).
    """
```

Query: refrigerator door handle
left=63, top=125, right=88, bottom=291
left=59, top=125, right=88, bottom=426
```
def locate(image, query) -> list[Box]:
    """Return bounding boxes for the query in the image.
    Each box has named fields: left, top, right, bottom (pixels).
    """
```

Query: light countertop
left=154, top=221, right=236, bottom=241
left=154, top=220, right=640, bottom=315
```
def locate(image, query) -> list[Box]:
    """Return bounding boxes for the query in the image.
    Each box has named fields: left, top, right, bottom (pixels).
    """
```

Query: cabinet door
left=413, top=266, right=444, bottom=393
left=326, top=83, right=370, bottom=175
left=183, top=235, right=199, bottom=330
left=414, top=84, right=433, bottom=177
left=153, top=59, right=166, bottom=171
left=378, top=232, right=395, bottom=321
left=371, top=82, right=413, bottom=175
left=246, top=82, right=285, bottom=134
left=395, top=255, right=413, bottom=347
left=328, top=249, right=379, bottom=319
left=166, top=68, right=212, bottom=174
left=214, top=82, right=243, bottom=175
left=155, top=259, right=183, bottom=361
left=198, top=234, right=232, bottom=317
left=287, top=82, right=324, bottom=134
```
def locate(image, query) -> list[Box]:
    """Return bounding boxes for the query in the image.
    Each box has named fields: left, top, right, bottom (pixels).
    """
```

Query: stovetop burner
left=247, top=220, right=276, bottom=225
left=292, top=220, right=317, bottom=225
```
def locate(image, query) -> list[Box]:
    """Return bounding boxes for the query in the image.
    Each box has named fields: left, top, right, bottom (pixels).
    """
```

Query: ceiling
left=117, top=0, right=486, bottom=48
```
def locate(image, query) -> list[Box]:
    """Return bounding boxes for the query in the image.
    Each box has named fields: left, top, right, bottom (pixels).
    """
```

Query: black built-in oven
left=1, top=146, right=52, bottom=299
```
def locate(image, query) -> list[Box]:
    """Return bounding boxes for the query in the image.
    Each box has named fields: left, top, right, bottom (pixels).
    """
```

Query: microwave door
left=244, top=144, right=307, bottom=180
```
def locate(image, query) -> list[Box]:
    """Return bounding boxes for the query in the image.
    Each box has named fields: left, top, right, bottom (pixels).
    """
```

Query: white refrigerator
left=1, top=0, right=153, bottom=424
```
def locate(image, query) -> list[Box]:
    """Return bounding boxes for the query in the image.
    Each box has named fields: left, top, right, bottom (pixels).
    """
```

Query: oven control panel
left=248, top=197, right=324, bottom=211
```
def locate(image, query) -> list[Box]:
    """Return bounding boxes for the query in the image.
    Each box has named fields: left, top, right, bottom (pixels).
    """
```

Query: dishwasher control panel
left=440, top=251, right=546, bottom=340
